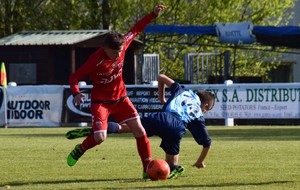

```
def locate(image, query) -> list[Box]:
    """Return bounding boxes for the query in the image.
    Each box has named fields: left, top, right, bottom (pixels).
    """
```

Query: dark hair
left=103, top=31, right=124, bottom=50
left=196, top=90, right=215, bottom=110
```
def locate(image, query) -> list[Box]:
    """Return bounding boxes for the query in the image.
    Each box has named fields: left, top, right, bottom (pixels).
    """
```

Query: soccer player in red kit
left=67, top=4, right=167, bottom=178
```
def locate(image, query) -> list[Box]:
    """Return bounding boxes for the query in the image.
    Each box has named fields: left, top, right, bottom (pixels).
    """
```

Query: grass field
left=0, top=126, right=300, bottom=190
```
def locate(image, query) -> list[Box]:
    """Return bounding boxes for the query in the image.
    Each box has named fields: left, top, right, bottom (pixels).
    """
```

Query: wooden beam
left=71, top=47, right=76, bottom=73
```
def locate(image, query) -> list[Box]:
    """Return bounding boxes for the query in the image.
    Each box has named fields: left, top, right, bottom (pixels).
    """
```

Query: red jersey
left=69, top=12, right=156, bottom=101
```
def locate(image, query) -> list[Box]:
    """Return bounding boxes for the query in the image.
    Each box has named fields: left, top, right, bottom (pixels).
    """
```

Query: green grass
left=0, top=126, right=300, bottom=190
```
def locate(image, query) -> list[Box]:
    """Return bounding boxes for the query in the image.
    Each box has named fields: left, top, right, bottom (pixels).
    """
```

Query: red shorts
left=90, top=97, right=139, bottom=132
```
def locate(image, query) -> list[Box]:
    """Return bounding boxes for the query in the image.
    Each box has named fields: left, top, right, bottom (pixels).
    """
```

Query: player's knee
left=94, top=132, right=107, bottom=144
left=133, top=127, right=147, bottom=137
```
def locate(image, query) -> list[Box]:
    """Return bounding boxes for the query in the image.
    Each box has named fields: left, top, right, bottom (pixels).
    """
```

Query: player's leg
left=161, top=141, right=185, bottom=179
left=142, top=112, right=186, bottom=179
left=165, top=153, right=185, bottom=179
left=156, top=113, right=185, bottom=179
left=165, top=153, right=179, bottom=165
left=125, top=118, right=152, bottom=175
left=66, top=127, right=93, bottom=139
left=67, top=104, right=108, bottom=166
left=65, top=122, right=132, bottom=140
left=118, top=123, right=131, bottom=133
left=113, top=97, right=152, bottom=178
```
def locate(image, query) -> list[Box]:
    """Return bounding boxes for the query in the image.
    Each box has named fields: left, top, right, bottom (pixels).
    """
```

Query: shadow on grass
left=0, top=133, right=65, bottom=138
left=129, top=180, right=295, bottom=189
left=208, top=127, right=300, bottom=141
left=1, top=179, right=294, bottom=189
left=1, top=127, right=300, bottom=141
left=1, top=178, right=142, bottom=187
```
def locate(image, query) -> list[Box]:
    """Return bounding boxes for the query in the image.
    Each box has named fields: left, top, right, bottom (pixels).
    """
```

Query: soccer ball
left=146, top=159, right=170, bottom=180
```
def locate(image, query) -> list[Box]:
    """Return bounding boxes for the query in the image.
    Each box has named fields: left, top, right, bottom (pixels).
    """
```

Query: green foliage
left=0, top=0, right=297, bottom=81
left=141, top=0, right=296, bottom=80
left=0, top=126, right=300, bottom=189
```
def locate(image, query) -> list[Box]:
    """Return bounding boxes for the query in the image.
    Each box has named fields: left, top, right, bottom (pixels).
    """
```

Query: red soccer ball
left=146, top=159, right=170, bottom=180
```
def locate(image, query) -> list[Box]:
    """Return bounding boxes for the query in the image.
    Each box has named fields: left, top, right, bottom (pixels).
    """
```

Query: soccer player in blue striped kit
left=67, top=74, right=215, bottom=179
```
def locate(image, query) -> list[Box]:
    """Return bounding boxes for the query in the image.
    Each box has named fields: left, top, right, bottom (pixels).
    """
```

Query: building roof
left=0, top=30, right=110, bottom=46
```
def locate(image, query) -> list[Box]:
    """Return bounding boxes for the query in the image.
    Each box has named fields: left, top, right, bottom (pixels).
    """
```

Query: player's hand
left=192, top=161, right=206, bottom=169
left=158, top=96, right=167, bottom=105
left=73, top=93, right=85, bottom=106
left=153, top=5, right=167, bottom=16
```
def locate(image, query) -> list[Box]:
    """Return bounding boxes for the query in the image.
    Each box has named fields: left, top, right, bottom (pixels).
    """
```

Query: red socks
left=136, top=135, right=152, bottom=172
left=79, top=133, right=152, bottom=172
left=80, top=134, right=99, bottom=152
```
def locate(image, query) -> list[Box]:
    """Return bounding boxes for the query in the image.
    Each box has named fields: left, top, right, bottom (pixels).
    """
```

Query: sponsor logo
left=96, top=59, right=105, bottom=67
left=66, top=93, right=91, bottom=117
left=99, top=69, right=122, bottom=84
left=96, top=69, right=113, bottom=76
left=95, top=121, right=102, bottom=129
left=112, top=62, right=118, bottom=69
left=124, top=32, right=133, bottom=41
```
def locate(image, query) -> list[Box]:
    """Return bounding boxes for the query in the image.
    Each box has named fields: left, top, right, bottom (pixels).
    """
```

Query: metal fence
left=184, top=52, right=223, bottom=84
left=142, top=52, right=225, bottom=84
left=142, top=53, right=160, bottom=83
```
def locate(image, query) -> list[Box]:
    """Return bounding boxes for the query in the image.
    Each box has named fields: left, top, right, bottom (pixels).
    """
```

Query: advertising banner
left=62, top=87, right=92, bottom=123
left=7, top=85, right=64, bottom=127
left=188, top=83, right=300, bottom=119
left=215, top=22, right=256, bottom=44
left=62, top=85, right=169, bottom=123
left=0, top=87, right=6, bottom=127
left=63, top=83, right=300, bottom=123
left=127, top=86, right=166, bottom=117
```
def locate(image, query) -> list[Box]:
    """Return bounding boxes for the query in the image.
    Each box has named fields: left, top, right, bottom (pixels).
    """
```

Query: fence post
left=224, top=80, right=234, bottom=126
left=224, top=50, right=230, bottom=80
left=78, top=81, right=88, bottom=127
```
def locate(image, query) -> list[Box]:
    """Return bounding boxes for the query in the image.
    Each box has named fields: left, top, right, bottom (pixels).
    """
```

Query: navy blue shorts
left=141, top=112, right=186, bottom=155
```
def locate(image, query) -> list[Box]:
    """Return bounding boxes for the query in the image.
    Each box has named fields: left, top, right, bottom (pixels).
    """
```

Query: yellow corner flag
left=1, top=62, right=7, bottom=88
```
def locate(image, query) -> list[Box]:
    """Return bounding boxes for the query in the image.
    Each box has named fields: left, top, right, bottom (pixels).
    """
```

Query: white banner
left=63, top=83, right=300, bottom=120
left=215, top=22, right=256, bottom=44
left=186, top=83, right=300, bottom=119
left=3, top=83, right=299, bottom=127
left=7, top=85, right=64, bottom=127
left=0, top=87, right=6, bottom=127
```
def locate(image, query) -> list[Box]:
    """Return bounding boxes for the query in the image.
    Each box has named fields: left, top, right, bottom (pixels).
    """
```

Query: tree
left=0, top=0, right=296, bottom=82
left=140, top=0, right=296, bottom=81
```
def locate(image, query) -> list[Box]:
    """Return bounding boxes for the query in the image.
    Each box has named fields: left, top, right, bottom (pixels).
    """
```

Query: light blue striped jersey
left=164, top=84, right=203, bottom=123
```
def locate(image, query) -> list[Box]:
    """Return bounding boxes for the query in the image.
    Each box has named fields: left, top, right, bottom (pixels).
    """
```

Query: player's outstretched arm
left=153, top=5, right=167, bottom=16
left=192, top=146, right=210, bottom=169
left=158, top=74, right=174, bottom=104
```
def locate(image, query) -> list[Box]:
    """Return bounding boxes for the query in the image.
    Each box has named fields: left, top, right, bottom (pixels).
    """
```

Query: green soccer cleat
left=143, top=171, right=149, bottom=179
left=67, top=144, right=84, bottom=166
left=66, top=127, right=93, bottom=140
left=168, top=165, right=185, bottom=179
